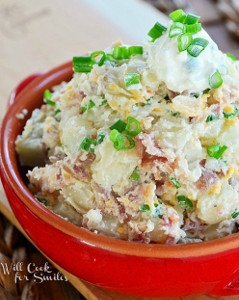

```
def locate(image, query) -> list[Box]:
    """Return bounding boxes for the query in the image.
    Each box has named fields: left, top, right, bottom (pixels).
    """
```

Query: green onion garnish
left=109, top=120, right=126, bottom=133
left=184, top=13, right=200, bottom=25
left=79, top=137, right=97, bottom=153
left=124, top=73, right=141, bottom=89
left=110, top=129, right=135, bottom=151
left=207, top=143, right=227, bottom=159
left=223, top=107, right=239, bottom=119
left=209, top=70, right=223, bottom=89
left=54, top=108, right=61, bottom=115
left=186, top=23, right=202, bottom=34
left=169, top=22, right=185, bottom=38
left=91, top=51, right=106, bottom=66
left=113, top=46, right=129, bottom=60
left=148, top=22, right=167, bottom=41
left=169, top=177, right=181, bottom=189
left=100, top=99, right=107, bottom=106
left=177, top=195, right=193, bottom=210
left=97, top=132, right=106, bottom=144
left=140, top=204, right=151, bottom=212
left=81, top=99, right=95, bottom=113
left=177, top=33, right=193, bottom=52
left=206, top=115, right=219, bottom=122
left=226, top=53, right=237, bottom=61
left=203, top=88, right=210, bottom=94
left=36, top=197, right=49, bottom=206
left=44, top=89, right=55, bottom=106
left=73, top=56, right=93, bottom=73
left=231, top=208, right=239, bottom=219
left=128, top=46, right=143, bottom=56
left=125, top=116, right=141, bottom=136
left=145, top=99, right=152, bottom=105
left=169, top=9, right=186, bottom=23
left=130, top=167, right=140, bottom=181
left=187, top=38, right=209, bottom=57
left=171, top=112, right=180, bottom=117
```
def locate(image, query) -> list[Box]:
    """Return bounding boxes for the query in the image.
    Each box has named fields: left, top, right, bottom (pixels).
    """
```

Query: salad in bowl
left=15, top=9, right=239, bottom=245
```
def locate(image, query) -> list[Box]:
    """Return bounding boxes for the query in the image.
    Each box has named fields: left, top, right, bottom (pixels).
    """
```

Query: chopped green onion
left=177, top=33, right=193, bottom=52
left=145, top=99, right=152, bottom=105
left=169, top=22, right=185, bottom=38
left=81, top=99, right=95, bottom=113
left=140, top=204, right=151, bottom=212
left=128, top=46, right=143, bottom=56
left=226, top=53, right=237, bottom=61
left=223, top=107, right=239, bottom=119
left=177, top=195, right=193, bottom=210
left=171, top=112, right=180, bottom=117
left=231, top=208, right=239, bottom=219
left=73, top=56, right=93, bottom=73
left=148, top=22, right=167, bottom=41
left=169, top=177, right=181, bottom=189
left=109, top=129, right=119, bottom=142
left=203, top=88, right=210, bottom=94
left=186, top=23, right=202, bottom=34
left=36, top=197, right=49, bottom=206
left=109, top=120, right=126, bottom=132
left=184, top=13, right=200, bottom=25
left=79, top=137, right=97, bottom=153
left=113, top=46, right=129, bottom=60
left=109, top=129, right=135, bottom=151
left=124, top=73, right=141, bottom=89
left=207, top=143, right=227, bottom=159
left=91, top=51, right=106, bottom=66
left=130, top=167, right=140, bottom=181
left=118, top=133, right=135, bottom=150
left=97, top=132, right=106, bottom=144
left=209, top=70, right=223, bottom=89
left=105, top=53, right=116, bottom=62
left=125, top=116, right=141, bottom=136
left=187, top=38, right=209, bottom=57
left=206, top=115, right=219, bottom=122
left=44, top=89, right=55, bottom=106
left=164, top=95, right=170, bottom=103
left=99, top=99, right=107, bottom=106
left=169, top=9, right=186, bottom=23
left=54, top=108, right=61, bottom=115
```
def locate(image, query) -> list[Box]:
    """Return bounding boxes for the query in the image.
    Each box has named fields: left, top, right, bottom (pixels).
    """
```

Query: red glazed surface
left=1, top=61, right=239, bottom=297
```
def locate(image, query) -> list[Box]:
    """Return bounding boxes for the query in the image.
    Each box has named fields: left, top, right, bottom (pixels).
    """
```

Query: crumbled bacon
left=79, top=91, right=86, bottom=99
left=75, top=152, right=95, bottom=165
left=196, top=164, right=218, bottom=191
left=136, top=133, right=168, bottom=169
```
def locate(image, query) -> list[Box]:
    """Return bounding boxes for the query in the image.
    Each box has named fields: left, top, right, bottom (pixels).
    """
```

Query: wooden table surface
left=0, top=0, right=239, bottom=299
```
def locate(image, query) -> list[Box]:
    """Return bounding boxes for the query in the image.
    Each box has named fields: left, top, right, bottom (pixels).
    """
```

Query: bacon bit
left=92, top=182, right=126, bottom=222
left=168, top=90, right=179, bottom=100
left=79, top=91, right=86, bottom=99
left=75, top=152, right=96, bottom=165
left=195, top=166, right=218, bottom=191
left=133, top=233, right=150, bottom=243
left=155, top=179, right=165, bottom=195
left=136, top=133, right=168, bottom=169
left=165, top=237, right=176, bottom=244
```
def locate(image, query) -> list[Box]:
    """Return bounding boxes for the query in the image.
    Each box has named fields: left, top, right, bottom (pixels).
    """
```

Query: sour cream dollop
left=147, top=25, right=227, bottom=93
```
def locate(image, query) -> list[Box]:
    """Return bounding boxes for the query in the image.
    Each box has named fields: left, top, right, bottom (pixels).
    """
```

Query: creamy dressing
left=147, top=23, right=228, bottom=93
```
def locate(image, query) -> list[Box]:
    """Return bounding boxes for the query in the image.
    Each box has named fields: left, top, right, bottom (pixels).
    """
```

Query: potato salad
left=16, top=10, right=239, bottom=244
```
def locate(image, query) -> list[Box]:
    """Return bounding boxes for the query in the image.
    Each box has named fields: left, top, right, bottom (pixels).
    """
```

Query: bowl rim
left=2, top=60, right=239, bottom=259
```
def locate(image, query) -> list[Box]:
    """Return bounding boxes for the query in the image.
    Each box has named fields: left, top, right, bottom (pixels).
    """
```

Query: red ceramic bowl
left=1, top=61, right=239, bottom=298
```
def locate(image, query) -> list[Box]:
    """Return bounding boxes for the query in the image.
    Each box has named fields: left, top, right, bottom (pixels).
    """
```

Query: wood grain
left=0, top=0, right=238, bottom=299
